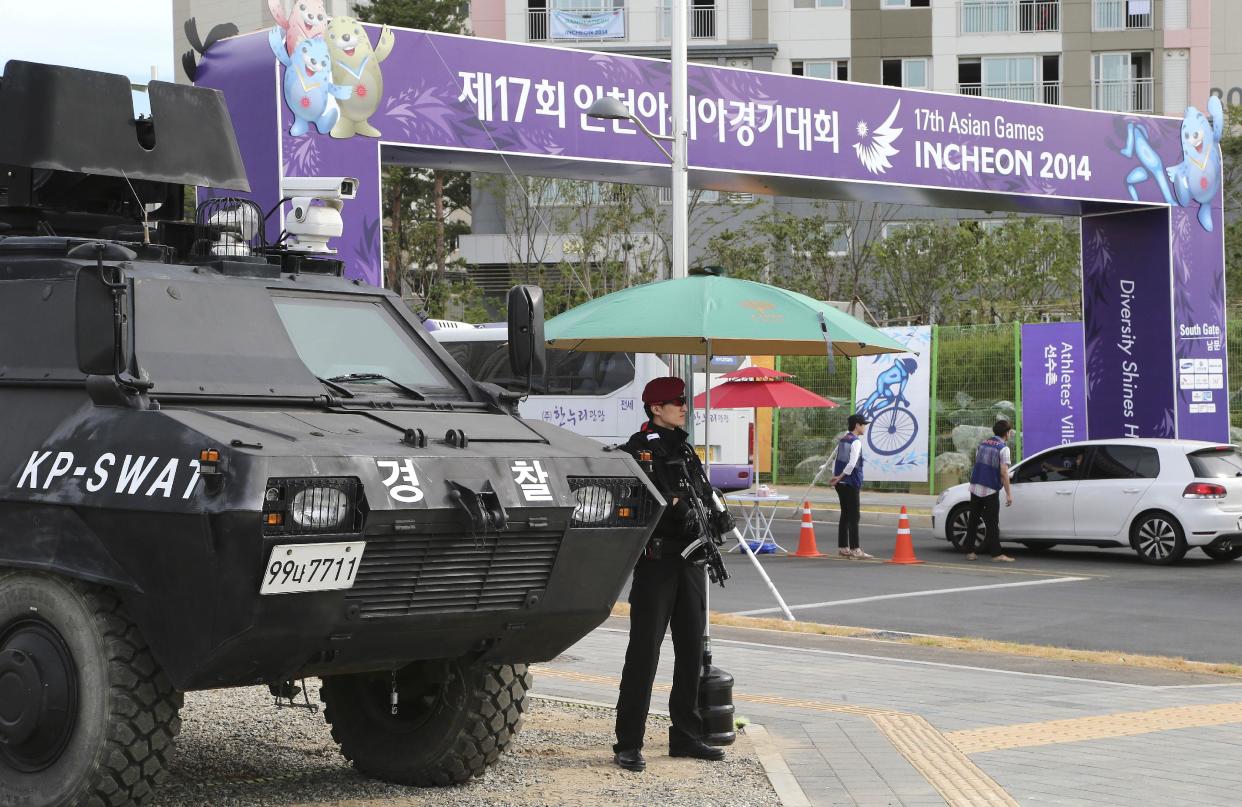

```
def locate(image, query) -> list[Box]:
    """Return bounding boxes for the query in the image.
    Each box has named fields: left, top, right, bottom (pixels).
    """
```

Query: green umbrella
left=544, top=270, right=907, bottom=357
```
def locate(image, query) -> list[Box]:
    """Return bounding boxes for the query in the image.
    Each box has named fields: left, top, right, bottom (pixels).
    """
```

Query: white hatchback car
left=932, top=439, right=1242, bottom=565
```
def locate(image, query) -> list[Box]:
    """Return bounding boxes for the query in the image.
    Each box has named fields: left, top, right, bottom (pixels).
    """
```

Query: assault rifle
left=676, top=470, right=732, bottom=588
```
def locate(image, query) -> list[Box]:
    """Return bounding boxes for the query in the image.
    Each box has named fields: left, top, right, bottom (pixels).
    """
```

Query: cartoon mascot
left=324, top=16, right=395, bottom=139
left=270, top=28, right=352, bottom=137
left=268, top=0, right=328, bottom=55
left=1121, top=96, right=1224, bottom=232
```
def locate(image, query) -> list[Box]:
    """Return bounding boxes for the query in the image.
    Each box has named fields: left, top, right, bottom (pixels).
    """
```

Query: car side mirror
left=507, top=285, right=545, bottom=394
left=75, top=260, right=128, bottom=376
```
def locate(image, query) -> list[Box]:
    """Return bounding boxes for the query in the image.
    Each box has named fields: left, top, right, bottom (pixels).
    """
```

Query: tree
left=967, top=216, right=1080, bottom=322
left=871, top=221, right=979, bottom=323
left=355, top=0, right=471, bottom=315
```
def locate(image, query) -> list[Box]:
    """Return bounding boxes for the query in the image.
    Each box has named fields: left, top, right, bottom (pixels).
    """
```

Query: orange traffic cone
left=887, top=506, right=923, bottom=564
left=793, top=501, right=823, bottom=557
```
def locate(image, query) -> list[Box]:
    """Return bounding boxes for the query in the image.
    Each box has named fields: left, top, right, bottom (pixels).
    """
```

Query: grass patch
left=608, top=604, right=1242, bottom=678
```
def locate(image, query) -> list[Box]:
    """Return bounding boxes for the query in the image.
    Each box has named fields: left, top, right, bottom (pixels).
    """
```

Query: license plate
left=260, top=541, right=366, bottom=595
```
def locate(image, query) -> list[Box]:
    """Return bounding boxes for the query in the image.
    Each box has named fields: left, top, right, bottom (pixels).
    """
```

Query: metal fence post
left=929, top=324, right=939, bottom=495
left=1013, top=321, right=1023, bottom=462
left=772, top=355, right=781, bottom=484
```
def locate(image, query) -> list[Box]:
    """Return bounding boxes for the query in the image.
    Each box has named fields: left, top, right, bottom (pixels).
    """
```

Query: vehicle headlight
left=572, top=485, right=615, bottom=524
left=936, top=490, right=948, bottom=505
left=291, top=487, right=352, bottom=529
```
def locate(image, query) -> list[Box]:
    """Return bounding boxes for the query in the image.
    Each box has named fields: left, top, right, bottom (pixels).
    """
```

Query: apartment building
left=479, top=0, right=1211, bottom=115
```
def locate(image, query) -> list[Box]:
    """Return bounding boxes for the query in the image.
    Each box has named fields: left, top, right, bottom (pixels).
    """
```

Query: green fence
left=770, top=315, right=1242, bottom=495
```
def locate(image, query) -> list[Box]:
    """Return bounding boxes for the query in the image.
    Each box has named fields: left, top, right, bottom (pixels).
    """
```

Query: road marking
left=730, top=576, right=1090, bottom=616
left=597, top=626, right=1242, bottom=690
left=947, top=702, right=1242, bottom=753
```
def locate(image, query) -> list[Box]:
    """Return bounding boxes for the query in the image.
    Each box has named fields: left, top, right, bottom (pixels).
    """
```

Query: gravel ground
left=157, top=680, right=779, bottom=806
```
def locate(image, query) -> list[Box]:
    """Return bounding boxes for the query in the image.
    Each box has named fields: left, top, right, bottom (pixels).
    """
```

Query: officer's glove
left=682, top=509, right=705, bottom=540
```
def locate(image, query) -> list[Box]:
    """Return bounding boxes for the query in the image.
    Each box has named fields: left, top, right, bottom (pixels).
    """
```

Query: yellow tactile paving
left=535, top=666, right=1020, bottom=805
left=947, top=701, right=1242, bottom=754
left=873, top=713, right=1020, bottom=807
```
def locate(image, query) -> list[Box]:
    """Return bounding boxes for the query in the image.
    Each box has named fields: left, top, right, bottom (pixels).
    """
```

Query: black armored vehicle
left=0, top=62, right=659, bottom=805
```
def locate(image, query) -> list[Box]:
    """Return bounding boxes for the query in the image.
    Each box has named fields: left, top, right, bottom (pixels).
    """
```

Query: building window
left=882, top=58, right=929, bottom=89
left=793, top=0, right=846, bottom=7
left=792, top=60, right=849, bottom=81
left=883, top=0, right=930, bottom=8
left=1092, top=51, right=1153, bottom=113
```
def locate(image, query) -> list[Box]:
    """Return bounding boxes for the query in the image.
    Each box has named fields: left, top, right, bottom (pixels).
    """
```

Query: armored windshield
left=132, top=278, right=462, bottom=398
left=272, top=295, right=460, bottom=394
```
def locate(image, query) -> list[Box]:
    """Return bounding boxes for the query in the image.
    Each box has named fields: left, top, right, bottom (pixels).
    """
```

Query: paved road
left=630, top=520, right=1242, bottom=664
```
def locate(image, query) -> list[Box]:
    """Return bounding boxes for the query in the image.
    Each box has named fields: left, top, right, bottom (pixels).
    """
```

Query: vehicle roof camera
left=280, top=176, right=359, bottom=254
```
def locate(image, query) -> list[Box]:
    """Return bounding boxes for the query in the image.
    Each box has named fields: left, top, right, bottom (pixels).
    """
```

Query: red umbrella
left=693, top=378, right=838, bottom=409
left=720, top=367, right=793, bottom=381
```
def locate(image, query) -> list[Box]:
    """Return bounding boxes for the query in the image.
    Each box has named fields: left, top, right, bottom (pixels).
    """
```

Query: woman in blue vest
left=964, top=420, right=1016, bottom=562
left=828, top=414, right=873, bottom=559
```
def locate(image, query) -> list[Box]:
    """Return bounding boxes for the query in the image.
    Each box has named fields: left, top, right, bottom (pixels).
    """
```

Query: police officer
left=613, top=376, right=725, bottom=772
left=829, top=414, right=873, bottom=559
left=963, top=420, right=1016, bottom=562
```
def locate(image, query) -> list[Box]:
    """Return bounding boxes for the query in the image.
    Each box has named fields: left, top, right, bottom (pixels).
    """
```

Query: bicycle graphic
left=856, top=357, right=920, bottom=456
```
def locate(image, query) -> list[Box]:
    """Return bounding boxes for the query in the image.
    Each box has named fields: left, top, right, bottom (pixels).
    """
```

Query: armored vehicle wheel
left=320, top=660, right=530, bottom=786
left=0, top=571, right=182, bottom=806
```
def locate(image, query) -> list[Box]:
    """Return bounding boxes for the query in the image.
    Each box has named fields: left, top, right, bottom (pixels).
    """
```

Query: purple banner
left=198, top=25, right=1189, bottom=286
left=1172, top=204, right=1230, bottom=442
left=1021, top=323, right=1086, bottom=455
left=1082, top=208, right=1176, bottom=440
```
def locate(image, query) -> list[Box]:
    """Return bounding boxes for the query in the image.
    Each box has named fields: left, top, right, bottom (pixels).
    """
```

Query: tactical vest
left=970, top=436, right=1007, bottom=492
left=833, top=432, right=864, bottom=487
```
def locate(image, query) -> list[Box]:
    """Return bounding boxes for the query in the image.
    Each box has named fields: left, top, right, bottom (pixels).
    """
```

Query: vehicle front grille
left=346, top=532, right=561, bottom=618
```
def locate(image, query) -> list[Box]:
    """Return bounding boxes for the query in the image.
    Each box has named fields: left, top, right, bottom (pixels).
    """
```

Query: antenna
left=120, top=170, right=151, bottom=245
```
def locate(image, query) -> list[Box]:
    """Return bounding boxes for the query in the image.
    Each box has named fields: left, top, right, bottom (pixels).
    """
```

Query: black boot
left=614, top=748, right=646, bottom=771
left=669, top=739, right=725, bottom=761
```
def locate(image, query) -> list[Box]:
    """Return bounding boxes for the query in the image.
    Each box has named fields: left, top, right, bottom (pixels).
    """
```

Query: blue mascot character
left=1121, top=96, right=1224, bottom=232
left=269, top=28, right=352, bottom=137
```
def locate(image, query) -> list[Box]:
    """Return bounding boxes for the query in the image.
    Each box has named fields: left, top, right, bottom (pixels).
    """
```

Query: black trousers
left=614, top=552, right=706, bottom=752
left=965, top=492, right=1002, bottom=556
left=835, top=483, right=861, bottom=549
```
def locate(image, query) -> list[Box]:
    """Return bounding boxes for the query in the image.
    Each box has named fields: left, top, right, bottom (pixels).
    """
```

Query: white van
left=430, top=323, right=755, bottom=491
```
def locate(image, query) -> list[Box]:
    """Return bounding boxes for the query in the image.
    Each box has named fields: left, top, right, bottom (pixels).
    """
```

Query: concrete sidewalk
left=534, top=618, right=1242, bottom=806
left=728, top=488, right=937, bottom=529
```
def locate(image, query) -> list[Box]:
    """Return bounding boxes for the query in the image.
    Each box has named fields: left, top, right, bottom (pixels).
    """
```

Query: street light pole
left=586, top=0, right=694, bottom=439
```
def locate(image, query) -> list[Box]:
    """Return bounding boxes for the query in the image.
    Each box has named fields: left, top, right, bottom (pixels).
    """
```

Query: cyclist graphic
left=856, top=357, right=920, bottom=456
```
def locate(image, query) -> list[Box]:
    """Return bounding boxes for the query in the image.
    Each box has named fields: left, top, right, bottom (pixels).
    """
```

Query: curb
left=763, top=504, right=933, bottom=530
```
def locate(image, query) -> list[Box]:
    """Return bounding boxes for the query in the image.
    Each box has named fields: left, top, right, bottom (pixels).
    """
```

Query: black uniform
left=614, top=423, right=710, bottom=753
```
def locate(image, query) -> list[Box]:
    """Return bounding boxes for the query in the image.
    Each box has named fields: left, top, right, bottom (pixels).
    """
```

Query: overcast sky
left=0, top=0, right=175, bottom=112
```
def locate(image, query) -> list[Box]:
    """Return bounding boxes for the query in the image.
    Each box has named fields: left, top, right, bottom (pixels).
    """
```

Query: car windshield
left=1187, top=447, right=1242, bottom=479
left=273, top=295, right=460, bottom=394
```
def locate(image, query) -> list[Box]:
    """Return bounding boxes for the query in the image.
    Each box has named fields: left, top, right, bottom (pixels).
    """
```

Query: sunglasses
left=658, top=396, right=687, bottom=407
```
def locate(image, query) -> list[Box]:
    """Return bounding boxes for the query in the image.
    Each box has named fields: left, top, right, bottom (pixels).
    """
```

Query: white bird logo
left=853, top=101, right=903, bottom=175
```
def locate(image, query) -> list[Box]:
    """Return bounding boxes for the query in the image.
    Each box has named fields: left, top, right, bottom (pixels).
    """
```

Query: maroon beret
left=641, top=376, right=685, bottom=404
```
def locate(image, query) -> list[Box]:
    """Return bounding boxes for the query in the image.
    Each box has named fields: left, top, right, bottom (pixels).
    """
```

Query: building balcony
left=959, top=1, right=1060, bottom=35
left=1092, top=0, right=1152, bottom=31
left=1092, top=78, right=1153, bottom=112
left=528, top=7, right=630, bottom=43
left=958, top=81, right=1061, bottom=105
left=660, top=2, right=717, bottom=40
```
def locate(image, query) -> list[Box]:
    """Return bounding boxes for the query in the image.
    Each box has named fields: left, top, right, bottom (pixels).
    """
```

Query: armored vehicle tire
left=320, top=660, right=530, bottom=786
left=0, top=571, right=182, bottom=806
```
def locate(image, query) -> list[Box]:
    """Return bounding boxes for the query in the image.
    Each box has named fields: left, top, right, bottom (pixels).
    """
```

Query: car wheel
left=1201, top=543, right=1242, bottom=562
left=321, top=660, right=530, bottom=786
left=0, top=571, right=182, bottom=806
left=1021, top=543, right=1058, bottom=552
left=1131, top=512, right=1188, bottom=565
left=946, top=504, right=972, bottom=549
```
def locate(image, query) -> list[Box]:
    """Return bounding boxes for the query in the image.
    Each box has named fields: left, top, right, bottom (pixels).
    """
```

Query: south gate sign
left=197, top=26, right=1228, bottom=443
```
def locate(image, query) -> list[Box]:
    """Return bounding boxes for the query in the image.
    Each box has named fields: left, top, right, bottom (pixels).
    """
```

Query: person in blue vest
left=964, top=420, right=1016, bottom=562
left=828, top=414, right=873, bottom=559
